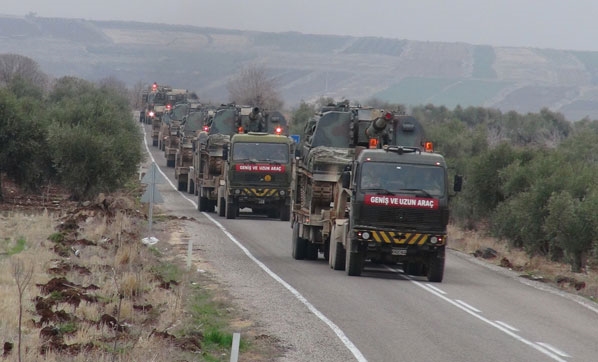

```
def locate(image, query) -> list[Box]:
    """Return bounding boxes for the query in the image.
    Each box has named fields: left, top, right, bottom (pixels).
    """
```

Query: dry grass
left=0, top=202, right=269, bottom=362
left=449, top=224, right=598, bottom=301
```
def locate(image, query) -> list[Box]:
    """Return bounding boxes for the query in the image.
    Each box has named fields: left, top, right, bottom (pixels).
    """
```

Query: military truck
left=192, top=105, right=240, bottom=214
left=143, top=83, right=172, bottom=146
left=162, top=101, right=190, bottom=167
left=175, top=110, right=206, bottom=192
left=327, top=146, right=462, bottom=281
left=291, top=104, right=441, bottom=258
left=291, top=107, right=389, bottom=261
left=219, top=132, right=294, bottom=220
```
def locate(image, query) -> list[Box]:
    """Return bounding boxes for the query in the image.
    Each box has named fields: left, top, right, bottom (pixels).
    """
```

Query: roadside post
left=140, top=162, right=165, bottom=236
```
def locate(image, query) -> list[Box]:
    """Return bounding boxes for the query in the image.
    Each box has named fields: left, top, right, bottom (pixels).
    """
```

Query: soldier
left=245, top=107, right=265, bottom=132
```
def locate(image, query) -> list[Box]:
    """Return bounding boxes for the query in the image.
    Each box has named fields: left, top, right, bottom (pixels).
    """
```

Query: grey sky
left=3, top=0, right=598, bottom=51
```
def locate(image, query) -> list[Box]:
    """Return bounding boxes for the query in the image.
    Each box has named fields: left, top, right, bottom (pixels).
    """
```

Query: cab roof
left=231, top=132, right=293, bottom=144
left=357, top=147, right=446, bottom=167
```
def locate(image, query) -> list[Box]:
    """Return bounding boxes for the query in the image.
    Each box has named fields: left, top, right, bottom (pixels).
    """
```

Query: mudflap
left=329, top=220, right=347, bottom=270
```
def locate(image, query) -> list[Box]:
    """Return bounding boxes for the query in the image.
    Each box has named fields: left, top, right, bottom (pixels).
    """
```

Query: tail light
left=238, top=126, right=244, bottom=133
left=275, top=126, right=282, bottom=135
left=203, top=126, right=209, bottom=132
left=368, top=138, right=378, bottom=149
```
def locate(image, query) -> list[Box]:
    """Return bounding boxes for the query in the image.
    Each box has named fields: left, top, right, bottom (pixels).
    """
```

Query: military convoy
left=138, top=81, right=460, bottom=281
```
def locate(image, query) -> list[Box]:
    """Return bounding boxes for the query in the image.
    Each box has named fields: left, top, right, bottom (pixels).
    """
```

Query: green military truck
left=328, top=146, right=462, bottom=281
left=220, top=132, right=294, bottom=220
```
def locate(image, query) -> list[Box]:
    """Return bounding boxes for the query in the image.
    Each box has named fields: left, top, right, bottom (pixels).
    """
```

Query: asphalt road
left=140, top=122, right=598, bottom=362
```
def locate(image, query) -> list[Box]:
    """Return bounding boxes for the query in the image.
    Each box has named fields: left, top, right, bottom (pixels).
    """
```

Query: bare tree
left=226, top=64, right=283, bottom=110
left=0, top=53, right=48, bottom=90
left=11, top=257, right=34, bottom=362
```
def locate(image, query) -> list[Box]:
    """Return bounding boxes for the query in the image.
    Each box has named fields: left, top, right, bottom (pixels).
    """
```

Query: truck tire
left=152, top=139, right=158, bottom=147
left=167, top=159, right=175, bottom=168
left=177, top=180, right=187, bottom=192
left=225, top=198, right=237, bottom=219
left=218, top=197, right=226, bottom=217
left=427, top=251, right=445, bottom=282
left=346, top=241, right=363, bottom=276
left=292, top=223, right=306, bottom=260
left=198, top=196, right=209, bottom=212
left=279, top=202, right=290, bottom=221
left=329, top=241, right=346, bottom=270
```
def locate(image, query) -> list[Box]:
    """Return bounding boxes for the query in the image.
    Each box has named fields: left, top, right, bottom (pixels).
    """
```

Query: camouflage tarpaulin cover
left=306, top=146, right=354, bottom=182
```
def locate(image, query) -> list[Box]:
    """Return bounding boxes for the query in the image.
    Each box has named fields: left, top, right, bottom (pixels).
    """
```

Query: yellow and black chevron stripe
left=241, top=188, right=279, bottom=197
left=362, top=230, right=443, bottom=246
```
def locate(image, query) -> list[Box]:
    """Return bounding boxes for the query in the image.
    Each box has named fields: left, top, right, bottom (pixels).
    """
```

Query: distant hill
left=2, top=14, right=598, bottom=121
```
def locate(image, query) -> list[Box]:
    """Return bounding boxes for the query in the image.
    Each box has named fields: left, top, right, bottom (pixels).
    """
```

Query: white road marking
left=494, top=320, right=519, bottom=332
left=424, top=283, right=447, bottom=295
left=141, top=126, right=368, bottom=362
left=385, top=266, right=569, bottom=362
left=536, top=342, right=572, bottom=358
left=455, top=299, right=481, bottom=313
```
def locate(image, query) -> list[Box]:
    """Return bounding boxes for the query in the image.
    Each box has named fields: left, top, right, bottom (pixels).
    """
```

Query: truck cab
left=329, top=146, right=462, bottom=281
left=221, top=132, right=294, bottom=220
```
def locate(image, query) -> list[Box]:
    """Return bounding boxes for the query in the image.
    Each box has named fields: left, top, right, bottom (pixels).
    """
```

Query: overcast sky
left=3, top=0, right=598, bottom=51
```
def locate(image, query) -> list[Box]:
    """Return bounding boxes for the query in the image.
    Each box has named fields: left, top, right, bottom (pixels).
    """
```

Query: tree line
left=3, top=50, right=597, bottom=273
left=291, top=100, right=598, bottom=272
left=0, top=54, right=143, bottom=201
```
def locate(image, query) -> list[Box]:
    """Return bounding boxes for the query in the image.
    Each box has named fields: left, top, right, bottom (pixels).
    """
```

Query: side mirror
left=453, top=175, right=463, bottom=192
left=341, top=171, right=351, bottom=189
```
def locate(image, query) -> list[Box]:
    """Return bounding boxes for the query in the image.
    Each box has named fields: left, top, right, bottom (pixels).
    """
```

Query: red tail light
left=275, top=127, right=282, bottom=135
left=203, top=126, right=209, bottom=132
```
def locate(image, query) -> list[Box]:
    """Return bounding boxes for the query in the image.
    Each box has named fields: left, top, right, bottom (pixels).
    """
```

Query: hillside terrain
left=2, top=14, right=598, bottom=120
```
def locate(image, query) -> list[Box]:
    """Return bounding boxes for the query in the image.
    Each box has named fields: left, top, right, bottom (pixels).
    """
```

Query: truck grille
left=230, top=173, right=289, bottom=184
left=357, top=204, right=447, bottom=231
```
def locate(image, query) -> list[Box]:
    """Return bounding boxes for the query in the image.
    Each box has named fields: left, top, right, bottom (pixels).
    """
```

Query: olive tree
left=47, top=77, right=143, bottom=200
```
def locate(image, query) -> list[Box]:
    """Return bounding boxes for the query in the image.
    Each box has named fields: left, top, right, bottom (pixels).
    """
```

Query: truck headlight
left=361, top=231, right=370, bottom=240
left=279, top=190, right=286, bottom=196
left=430, top=236, right=438, bottom=244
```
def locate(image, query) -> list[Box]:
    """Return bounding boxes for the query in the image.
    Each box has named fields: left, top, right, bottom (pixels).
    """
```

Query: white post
left=230, top=333, right=240, bottom=362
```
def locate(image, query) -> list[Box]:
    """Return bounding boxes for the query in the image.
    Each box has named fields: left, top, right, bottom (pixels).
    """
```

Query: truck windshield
left=360, top=162, right=445, bottom=197
left=233, top=142, right=289, bottom=163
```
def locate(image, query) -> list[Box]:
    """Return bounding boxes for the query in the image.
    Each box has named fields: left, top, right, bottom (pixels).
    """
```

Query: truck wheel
left=225, top=198, right=237, bottom=219
left=177, top=180, right=187, bottom=191
left=427, top=251, right=445, bottom=282
left=198, top=196, right=208, bottom=212
left=292, top=223, right=306, bottom=260
left=167, top=159, right=175, bottom=168
left=279, top=203, right=290, bottom=221
left=218, top=197, right=226, bottom=217
left=329, top=241, right=346, bottom=270
left=152, top=139, right=158, bottom=147
left=188, top=181, right=195, bottom=195
left=346, top=241, right=363, bottom=276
